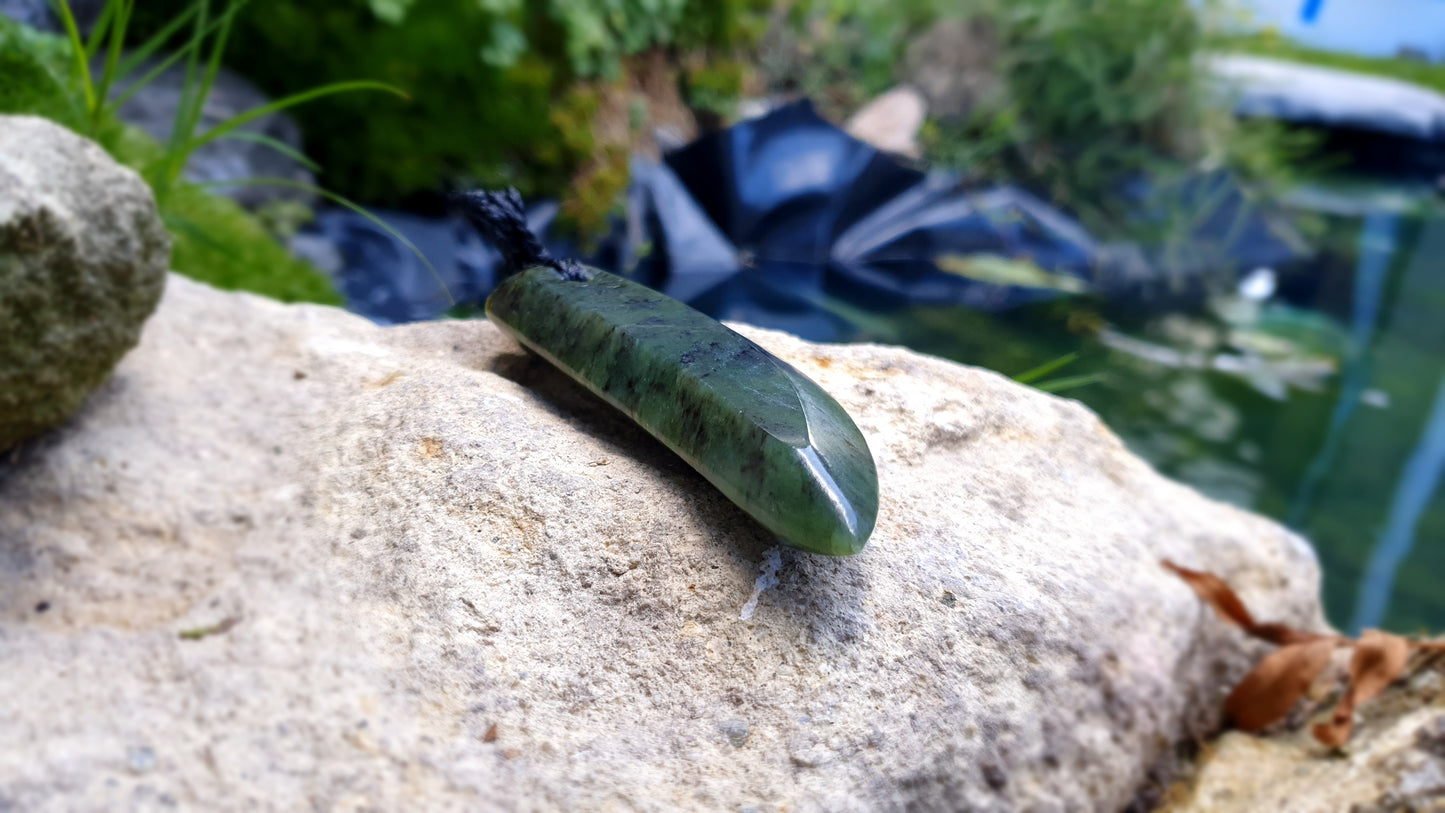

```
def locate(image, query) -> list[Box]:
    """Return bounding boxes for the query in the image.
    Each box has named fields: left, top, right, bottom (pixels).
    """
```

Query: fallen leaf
left=1313, top=629, right=1411, bottom=748
left=1162, top=560, right=1258, bottom=630
left=1227, top=637, right=1338, bottom=732
left=483, top=723, right=499, bottom=743
left=1162, top=561, right=1326, bottom=647
left=1250, top=622, right=1334, bottom=647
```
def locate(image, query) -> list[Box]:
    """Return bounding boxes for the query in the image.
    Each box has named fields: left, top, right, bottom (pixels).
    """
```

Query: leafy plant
left=758, top=0, right=944, bottom=118
left=52, top=0, right=402, bottom=206
left=18, top=0, right=445, bottom=304
left=124, top=0, right=771, bottom=221
left=920, top=0, right=1312, bottom=245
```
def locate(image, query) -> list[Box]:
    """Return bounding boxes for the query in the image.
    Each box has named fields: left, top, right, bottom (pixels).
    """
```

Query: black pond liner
left=311, top=100, right=1302, bottom=340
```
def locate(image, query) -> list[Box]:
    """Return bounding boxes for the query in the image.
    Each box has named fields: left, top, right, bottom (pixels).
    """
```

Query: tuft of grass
left=52, top=0, right=407, bottom=206
left=7, top=1, right=443, bottom=305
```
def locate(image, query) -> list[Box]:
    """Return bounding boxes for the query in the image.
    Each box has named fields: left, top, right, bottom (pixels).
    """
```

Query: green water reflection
left=835, top=201, right=1445, bottom=634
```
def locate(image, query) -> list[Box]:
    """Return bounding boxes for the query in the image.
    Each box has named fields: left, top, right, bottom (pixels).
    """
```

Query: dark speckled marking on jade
left=486, top=266, right=878, bottom=555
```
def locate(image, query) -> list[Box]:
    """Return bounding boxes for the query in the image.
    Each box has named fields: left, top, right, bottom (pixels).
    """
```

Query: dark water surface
left=821, top=188, right=1445, bottom=634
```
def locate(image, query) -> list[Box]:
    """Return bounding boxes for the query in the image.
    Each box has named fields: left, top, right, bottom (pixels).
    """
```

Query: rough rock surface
left=844, top=86, right=927, bottom=158
left=0, top=114, right=169, bottom=450
left=1172, top=655, right=1445, bottom=812
left=0, top=276, right=1325, bottom=811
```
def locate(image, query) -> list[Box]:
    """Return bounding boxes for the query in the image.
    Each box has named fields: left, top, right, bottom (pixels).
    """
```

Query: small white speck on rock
left=739, top=547, right=782, bottom=620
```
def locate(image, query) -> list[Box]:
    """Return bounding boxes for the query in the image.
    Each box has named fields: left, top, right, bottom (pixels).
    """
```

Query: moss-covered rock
left=0, top=114, right=170, bottom=449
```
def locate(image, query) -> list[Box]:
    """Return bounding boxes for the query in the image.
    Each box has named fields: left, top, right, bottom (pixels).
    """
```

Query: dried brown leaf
left=1162, top=560, right=1258, bottom=630
left=1313, top=629, right=1411, bottom=748
left=1161, top=561, right=1326, bottom=647
left=1250, top=623, right=1334, bottom=647
left=1227, top=637, right=1338, bottom=732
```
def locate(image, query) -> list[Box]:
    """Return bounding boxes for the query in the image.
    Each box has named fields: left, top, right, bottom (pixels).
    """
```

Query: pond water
left=820, top=183, right=1445, bottom=634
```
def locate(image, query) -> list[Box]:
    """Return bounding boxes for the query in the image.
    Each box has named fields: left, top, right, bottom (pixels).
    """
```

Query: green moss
left=684, top=60, right=745, bottom=117
left=560, top=146, right=631, bottom=240
left=164, top=184, right=342, bottom=305
left=0, top=116, right=170, bottom=450
left=0, top=16, right=129, bottom=154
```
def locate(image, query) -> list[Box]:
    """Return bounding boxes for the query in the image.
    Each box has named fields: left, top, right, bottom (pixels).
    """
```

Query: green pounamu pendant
left=486, top=266, right=878, bottom=555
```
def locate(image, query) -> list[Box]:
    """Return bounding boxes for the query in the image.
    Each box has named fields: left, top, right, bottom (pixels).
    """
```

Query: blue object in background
left=1233, top=0, right=1445, bottom=61
left=660, top=102, right=1100, bottom=322
left=313, top=101, right=1301, bottom=337
left=314, top=102, right=1107, bottom=336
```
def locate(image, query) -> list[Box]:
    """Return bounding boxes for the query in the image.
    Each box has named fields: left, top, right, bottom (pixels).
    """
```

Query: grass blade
left=217, top=131, right=322, bottom=172
left=1013, top=352, right=1078, bottom=384
left=116, top=3, right=204, bottom=76
left=193, top=177, right=452, bottom=305
left=190, top=0, right=237, bottom=142
left=93, top=0, right=134, bottom=129
left=183, top=82, right=407, bottom=155
left=1032, top=372, right=1106, bottom=394
left=110, top=14, right=241, bottom=114
left=50, top=0, right=96, bottom=114
left=81, top=0, right=114, bottom=60
left=168, top=0, right=209, bottom=173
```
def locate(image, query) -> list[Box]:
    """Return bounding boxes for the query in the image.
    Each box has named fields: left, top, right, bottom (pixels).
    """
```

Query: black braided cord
left=452, top=188, right=590, bottom=281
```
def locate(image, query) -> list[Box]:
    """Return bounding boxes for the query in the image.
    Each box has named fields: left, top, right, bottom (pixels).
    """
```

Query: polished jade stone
left=486, top=266, right=878, bottom=555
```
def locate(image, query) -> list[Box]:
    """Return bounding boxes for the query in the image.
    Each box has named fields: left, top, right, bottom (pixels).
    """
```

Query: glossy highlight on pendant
left=485, top=266, right=879, bottom=555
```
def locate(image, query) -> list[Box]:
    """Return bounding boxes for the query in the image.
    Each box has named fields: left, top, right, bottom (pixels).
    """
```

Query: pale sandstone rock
left=1172, top=658, right=1445, bottom=812
left=844, top=86, right=928, bottom=158
left=0, top=276, right=1325, bottom=811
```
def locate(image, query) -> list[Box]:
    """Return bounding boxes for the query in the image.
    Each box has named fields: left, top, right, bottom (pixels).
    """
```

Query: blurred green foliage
left=919, top=0, right=1312, bottom=236
left=740, top=0, right=1314, bottom=253
left=165, top=183, right=342, bottom=303
left=0, top=15, right=340, bottom=304
left=128, top=0, right=772, bottom=215
left=99, top=0, right=1323, bottom=253
left=0, top=15, right=129, bottom=153
left=759, top=0, right=941, bottom=117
